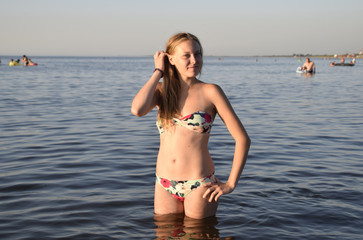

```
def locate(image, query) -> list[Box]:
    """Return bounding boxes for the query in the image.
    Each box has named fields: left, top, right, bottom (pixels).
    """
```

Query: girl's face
left=169, top=40, right=203, bottom=79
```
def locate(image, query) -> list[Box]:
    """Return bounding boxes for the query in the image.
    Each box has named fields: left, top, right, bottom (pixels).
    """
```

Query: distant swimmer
left=302, top=58, right=316, bottom=73
left=22, top=55, right=29, bottom=66
left=9, top=59, right=21, bottom=66
left=28, top=58, right=38, bottom=66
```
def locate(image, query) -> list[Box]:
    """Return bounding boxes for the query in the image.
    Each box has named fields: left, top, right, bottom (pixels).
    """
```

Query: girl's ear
left=168, top=55, right=175, bottom=65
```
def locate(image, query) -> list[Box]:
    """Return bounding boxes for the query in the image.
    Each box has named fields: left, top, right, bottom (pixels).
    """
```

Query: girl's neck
left=180, top=77, right=197, bottom=90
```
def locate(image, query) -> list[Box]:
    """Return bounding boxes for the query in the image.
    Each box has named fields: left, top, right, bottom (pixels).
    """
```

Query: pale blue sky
left=1, top=0, right=362, bottom=56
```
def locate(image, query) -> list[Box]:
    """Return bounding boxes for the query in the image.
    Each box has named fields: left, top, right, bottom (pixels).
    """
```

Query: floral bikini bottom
left=156, top=173, right=216, bottom=201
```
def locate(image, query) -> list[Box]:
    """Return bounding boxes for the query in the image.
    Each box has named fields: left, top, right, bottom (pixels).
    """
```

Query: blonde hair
left=158, top=32, right=203, bottom=125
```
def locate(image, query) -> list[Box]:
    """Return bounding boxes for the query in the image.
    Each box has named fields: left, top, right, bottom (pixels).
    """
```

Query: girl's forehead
left=175, top=40, right=200, bottom=52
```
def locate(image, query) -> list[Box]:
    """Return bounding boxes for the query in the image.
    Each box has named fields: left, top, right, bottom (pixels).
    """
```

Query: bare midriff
left=156, top=126, right=215, bottom=180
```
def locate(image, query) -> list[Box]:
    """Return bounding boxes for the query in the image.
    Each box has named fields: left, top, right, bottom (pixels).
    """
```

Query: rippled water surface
left=1, top=56, right=362, bottom=239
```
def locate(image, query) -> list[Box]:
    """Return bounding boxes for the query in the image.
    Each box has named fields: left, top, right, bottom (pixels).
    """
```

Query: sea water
left=0, top=56, right=362, bottom=239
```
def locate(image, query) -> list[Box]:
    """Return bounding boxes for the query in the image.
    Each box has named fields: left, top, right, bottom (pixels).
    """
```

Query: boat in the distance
left=330, top=62, right=355, bottom=67
left=330, top=58, right=355, bottom=67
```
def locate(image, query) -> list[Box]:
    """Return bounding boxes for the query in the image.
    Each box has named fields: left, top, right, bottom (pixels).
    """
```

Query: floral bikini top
left=156, top=111, right=213, bottom=134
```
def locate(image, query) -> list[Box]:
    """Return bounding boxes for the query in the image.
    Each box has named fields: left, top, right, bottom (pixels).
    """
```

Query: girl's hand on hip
left=202, top=177, right=234, bottom=202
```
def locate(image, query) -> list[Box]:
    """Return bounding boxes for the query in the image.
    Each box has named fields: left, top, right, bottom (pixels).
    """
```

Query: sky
left=1, top=0, right=362, bottom=56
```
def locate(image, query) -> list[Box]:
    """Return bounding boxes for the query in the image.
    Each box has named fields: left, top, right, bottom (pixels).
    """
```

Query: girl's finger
left=214, top=191, right=223, bottom=202
left=203, top=188, right=211, bottom=199
left=209, top=188, right=219, bottom=202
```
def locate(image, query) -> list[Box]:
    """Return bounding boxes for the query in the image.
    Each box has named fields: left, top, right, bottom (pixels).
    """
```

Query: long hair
left=158, top=32, right=203, bottom=126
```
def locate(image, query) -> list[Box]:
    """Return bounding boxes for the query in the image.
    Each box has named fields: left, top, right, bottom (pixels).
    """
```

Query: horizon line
left=1, top=53, right=362, bottom=58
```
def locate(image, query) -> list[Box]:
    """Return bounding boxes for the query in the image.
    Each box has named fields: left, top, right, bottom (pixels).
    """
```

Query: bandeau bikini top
left=156, top=111, right=213, bottom=134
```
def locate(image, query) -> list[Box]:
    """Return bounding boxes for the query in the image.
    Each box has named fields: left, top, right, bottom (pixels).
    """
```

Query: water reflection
left=298, top=72, right=315, bottom=79
left=154, top=213, right=234, bottom=239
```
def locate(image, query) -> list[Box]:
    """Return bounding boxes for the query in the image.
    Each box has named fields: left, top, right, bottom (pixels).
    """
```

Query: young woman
left=131, top=32, right=250, bottom=219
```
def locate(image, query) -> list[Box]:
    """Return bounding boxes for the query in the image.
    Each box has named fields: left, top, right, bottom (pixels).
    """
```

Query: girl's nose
left=190, top=54, right=196, bottom=64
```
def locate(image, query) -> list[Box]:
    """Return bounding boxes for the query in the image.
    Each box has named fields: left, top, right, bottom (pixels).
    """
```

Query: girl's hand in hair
left=154, top=51, right=169, bottom=71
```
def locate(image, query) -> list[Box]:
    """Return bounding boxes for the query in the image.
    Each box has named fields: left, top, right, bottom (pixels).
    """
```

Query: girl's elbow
left=131, top=106, right=144, bottom=117
left=246, top=135, right=251, bottom=147
left=238, top=133, right=251, bottom=147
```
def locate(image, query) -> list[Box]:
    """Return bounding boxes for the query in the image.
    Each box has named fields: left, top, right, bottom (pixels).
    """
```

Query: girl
left=131, top=32, right=250, bottom=219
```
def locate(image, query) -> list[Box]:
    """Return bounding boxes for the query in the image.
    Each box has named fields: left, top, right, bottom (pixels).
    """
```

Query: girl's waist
left=156, top=156, right=215, bottom=180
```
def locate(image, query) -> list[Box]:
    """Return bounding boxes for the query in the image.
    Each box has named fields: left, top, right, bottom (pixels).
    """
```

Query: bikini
left=156, top=111, right=213, bottom=134
left=156, top=173, right=216, bottom=201
left=155, top=111, right=216, bottom=201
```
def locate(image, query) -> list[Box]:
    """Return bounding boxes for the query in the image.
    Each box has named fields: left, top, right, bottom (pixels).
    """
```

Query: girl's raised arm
left=131, top=51, right=167, bottom=116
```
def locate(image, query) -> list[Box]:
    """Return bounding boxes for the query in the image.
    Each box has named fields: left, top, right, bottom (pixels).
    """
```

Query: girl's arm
left=131, top=51, right=167, bottom=116
left=203, top=84, right=251, bottom=202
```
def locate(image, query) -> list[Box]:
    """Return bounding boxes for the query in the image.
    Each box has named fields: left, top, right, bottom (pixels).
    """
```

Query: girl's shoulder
left=156, top=81, right=162, bottom=88
left=155, top=82, right=163, bottom=94
left=198, top=82, right=227, bottom=110
left=199, top=81, right=223, bottom=95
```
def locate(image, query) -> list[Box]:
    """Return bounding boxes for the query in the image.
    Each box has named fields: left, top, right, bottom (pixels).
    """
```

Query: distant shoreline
left=250, top=54, right=362, bottom=59
left=1, top=54, right=362, bottom=59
